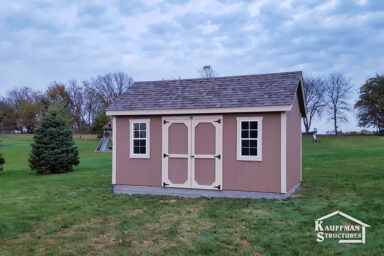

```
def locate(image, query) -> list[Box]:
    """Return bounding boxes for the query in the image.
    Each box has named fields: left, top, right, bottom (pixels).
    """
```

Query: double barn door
left=162, top=116, right=222, bottom=190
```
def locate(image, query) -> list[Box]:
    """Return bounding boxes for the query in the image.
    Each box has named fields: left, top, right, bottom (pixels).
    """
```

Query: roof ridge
left=133, top=71, right=302, bottom=84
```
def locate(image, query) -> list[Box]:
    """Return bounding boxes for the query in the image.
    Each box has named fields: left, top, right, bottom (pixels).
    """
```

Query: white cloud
left=357, top=0, right=368, bottom=6
left=249, top=1, right=263, bottom=16
left=198, top=21, right=218, bottom=34
left=142, top=0, right=163, bottom=5
left=122, top=54, right=140, bottom=66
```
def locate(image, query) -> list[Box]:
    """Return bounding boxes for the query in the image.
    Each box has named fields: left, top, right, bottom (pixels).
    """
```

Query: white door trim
left=162, top=117, right=192, bottom=188
left=191, top=115, right=222, bottom=190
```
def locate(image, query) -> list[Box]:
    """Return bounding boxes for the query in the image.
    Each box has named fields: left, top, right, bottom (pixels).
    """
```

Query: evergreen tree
left=0, top=153, right=4, bottom=171
left=0, top=139, right=4, bottom=171
left=29, top=111, right=79, bottom=174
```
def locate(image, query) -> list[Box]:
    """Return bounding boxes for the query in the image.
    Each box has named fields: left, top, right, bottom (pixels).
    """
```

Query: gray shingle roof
left=106, top=71, right=303, bottom=111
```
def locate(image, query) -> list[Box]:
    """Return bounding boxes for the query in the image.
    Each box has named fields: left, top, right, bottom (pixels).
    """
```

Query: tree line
left=0, top=72, right=133, bottom=134
left=303, top=72, right=384, bottom=135
left=0, top=68, right=383, bottom=136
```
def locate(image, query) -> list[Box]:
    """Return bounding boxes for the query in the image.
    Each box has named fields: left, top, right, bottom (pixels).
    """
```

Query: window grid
left=241, top=121, right=258, bottom=157
left=132, top=122, right=147, bottom=155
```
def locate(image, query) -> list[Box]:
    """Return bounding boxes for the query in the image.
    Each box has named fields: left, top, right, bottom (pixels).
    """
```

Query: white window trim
left=130, top=119, right=150, bottom=159
left=236, top=117, right=263, bottom=161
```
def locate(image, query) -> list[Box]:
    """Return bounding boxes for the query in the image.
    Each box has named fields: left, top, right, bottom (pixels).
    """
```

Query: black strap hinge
left=163, top=182, right=169, bottom=187
left=214, top=185, right=221, bottom=190
left=214, top=119, right=221, bottom=124
left=214, top=154, right=221, bottom=159
left=163, top=153, right=169, bottom=158
left=163, top=120, right=169, bottom=124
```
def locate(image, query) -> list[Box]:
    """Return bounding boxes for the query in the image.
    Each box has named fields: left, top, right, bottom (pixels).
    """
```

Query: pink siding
left=168, top=158, right=188, bottom=184
left=168, top=123, right=188, bottom=154
left=222, top=113, right=281, bottom=193
left=115, top=112, right=285, bottom=193
left=115, top=116, right=162, bottom=186
left=286, top=94, right=302, bottom=190
left=195, top=158, right=216, bottom=185
left=195, top=123, right=216, bottom=155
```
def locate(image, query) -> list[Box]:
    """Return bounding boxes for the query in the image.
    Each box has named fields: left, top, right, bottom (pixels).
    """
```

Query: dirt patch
left=252, top=253, right=266, bottom=256
left=131, top=209, right=144, bottom=215
left=73, top=134, right=97, bottom=139
left=274, top=219, right=295, bottom=225
left=291, top=186, right=306, bottom=198
left=92, top=232, right=119, bottom=252
left=160, top=199, right=178, bottom=203
left=2, top=134, right=33, bottom=138
left=291, top=193, right=305, bottom=198
left=240, top=209, right=271, bottom=217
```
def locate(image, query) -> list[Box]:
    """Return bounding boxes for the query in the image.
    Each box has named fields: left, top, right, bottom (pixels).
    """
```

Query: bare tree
left=7, top=87, right=46, bottom=133
left=7, top=87, right=42, bottom=108
left=302, top=75, right=327, bottom=134
left=0, top=98, right=17, bottom=132
left=92, top=72, right=133, bottom=108
left=199, top=65, right=217, bottom=78
left=83, top=80, right=102, bottom=131
left=325, top=73, right=352, bottom=135
left=67, top=79, right=86, bottom=131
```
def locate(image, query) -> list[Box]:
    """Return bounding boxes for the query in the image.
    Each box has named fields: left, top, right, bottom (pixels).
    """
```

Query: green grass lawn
left=0, top=135, right=383, bottom=255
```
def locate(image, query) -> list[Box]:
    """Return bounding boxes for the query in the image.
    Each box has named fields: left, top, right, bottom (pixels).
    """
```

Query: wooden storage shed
left=106, top=71, right=306, bottom=199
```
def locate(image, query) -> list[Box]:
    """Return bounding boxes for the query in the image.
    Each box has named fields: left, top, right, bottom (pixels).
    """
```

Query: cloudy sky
left=1, top=0, right=383, bottom=132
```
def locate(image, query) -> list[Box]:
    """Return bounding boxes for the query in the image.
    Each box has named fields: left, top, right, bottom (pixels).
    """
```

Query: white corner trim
left=281, top=112, right=287, bottom=193
left=129, top=119, right=151, bottom=159
left=300, top=124, right=302, bottom=182
left=112, top=117, right=116, bottom=185
left=236, top=117, right=263, bottom=162
left=106, top=105, right=292, bottom=116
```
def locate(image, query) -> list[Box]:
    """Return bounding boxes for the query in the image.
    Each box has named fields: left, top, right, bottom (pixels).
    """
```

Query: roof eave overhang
left=298, top=78, right=307, bottom=118
left=106, top=105, right=292, bottom=116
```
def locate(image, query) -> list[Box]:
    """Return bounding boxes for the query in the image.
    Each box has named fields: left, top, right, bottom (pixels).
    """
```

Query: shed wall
left=115, top=112, right=282, bottom=193
left=115, top=116, right=162, bottom=186
left=222, top=113, right=281, bottom=193
left=286, top=94, right=302, bottom=190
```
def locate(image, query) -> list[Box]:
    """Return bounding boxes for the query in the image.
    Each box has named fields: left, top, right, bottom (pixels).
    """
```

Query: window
left=130, top=119, right=150, bottom=158
left=237, top=117, right=262, bottom=161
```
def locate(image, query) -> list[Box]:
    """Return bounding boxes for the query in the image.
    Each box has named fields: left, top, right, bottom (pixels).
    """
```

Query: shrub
left=29, top=111, right=79, bottom=174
